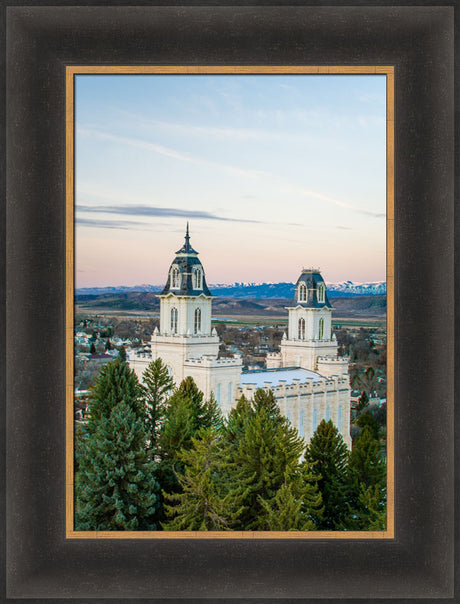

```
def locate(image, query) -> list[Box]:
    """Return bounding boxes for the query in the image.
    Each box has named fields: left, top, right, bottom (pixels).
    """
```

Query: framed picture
left=4, top=4, right=454, bottom=599
left=67, top=65, right=393, bottom=540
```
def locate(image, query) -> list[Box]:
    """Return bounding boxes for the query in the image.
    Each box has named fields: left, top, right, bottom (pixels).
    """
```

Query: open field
left=76, top=293, right=386, bottom=322
left=75, top=308, right=385, bottom=331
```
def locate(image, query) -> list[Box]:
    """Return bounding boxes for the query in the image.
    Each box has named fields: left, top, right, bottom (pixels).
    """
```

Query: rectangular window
left=228, top=382, right=232, bottom=403
left=216, top=383, right=221, bottom=404
left=299, top=411, right=304, bottom=437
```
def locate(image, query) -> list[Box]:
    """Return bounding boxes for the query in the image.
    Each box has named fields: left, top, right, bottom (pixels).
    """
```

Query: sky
left=75, top=74, right=387, bottom=288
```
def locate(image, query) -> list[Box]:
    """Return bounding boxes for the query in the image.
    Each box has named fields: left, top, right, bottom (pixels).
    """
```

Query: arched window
left=319, top=317, right=324, bottom=340
left=193, top=269, right=202, bottom=289
left=298, top=283, right=307, bottom=302
left=171, top=267, right=180, bottom=288
left=299, top=411, right=305, bottom=437
left=317, top=284, right=325, bottom=303
left=313, top=409, right=318, bottom=432
left=338, top=406, right=343, bottom=431
left=170, top=307, right=178, bottom=334
left=326, top=406, right=331, bottom=422
left=298, top=317, right=305, bottom=340
left=228, top=382, right=233, bottom=403
left=194, top=308, right=201, bottom=334
left=216, top=383, right=221, bottom=404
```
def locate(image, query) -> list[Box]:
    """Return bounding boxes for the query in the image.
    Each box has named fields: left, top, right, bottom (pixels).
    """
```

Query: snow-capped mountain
left=76, top=281, right=386, bottom=298
left=326, top=281, right=387, bottom=296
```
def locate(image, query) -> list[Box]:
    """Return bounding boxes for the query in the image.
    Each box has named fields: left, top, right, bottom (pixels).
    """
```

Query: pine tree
left=348, top=426, right=386, bottom=490
left=202, top=392, right=224, bottom=432
left=142, top=358, right=174, bottom=449
left=159, top=392, right=195, bottom=462
left=229, top=390, right=307, bottom=530
left=252, top=388, right=282, bottom=424
left=174, top=376, right=221, bottom=431
left=344, top=427, right=386, bottom=530
left=355, top=484, right=387, bottom=530
left=76, top=402, right=160, bottom=531
left=305, top=419, right=350, bottom=530
left=157, top=391, right=196, bottom=497
left=223, top=395, right=253, bottom=449
left=356, top=412, right=380, bottom=440
left=356, top=390, right=369, bottom=413
left=117, top=346, right=127, bottom=362
left=86, top=359, right=145, bottom=432
left=90, top=342, right=96, bottom=355
left=258, top=462, right=323, bottom=531
left=162, top=428, right=245, bottom=531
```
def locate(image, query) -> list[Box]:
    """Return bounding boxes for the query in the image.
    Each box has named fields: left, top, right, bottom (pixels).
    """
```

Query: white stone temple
left=128, top=227, right=351, bottom=446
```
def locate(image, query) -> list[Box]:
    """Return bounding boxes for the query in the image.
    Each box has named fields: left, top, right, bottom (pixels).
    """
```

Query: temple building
left=128, top=227, right=351, bottom=446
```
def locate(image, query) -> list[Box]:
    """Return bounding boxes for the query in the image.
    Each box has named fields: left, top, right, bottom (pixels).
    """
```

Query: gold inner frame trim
left=66, top=65, right=395, bottom=540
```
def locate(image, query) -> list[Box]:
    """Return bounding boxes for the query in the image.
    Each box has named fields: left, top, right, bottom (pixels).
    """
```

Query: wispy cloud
left=116, top=110, right=276, bottom=142
left=76, top=217, right=145, bottom=230
left=77, top=127, right=267, bottom=179
left=78, top=128, right=384, bottom=218
left=77, top=204, right=263, bottom=224
left=291, top=186, right=385, bottom=219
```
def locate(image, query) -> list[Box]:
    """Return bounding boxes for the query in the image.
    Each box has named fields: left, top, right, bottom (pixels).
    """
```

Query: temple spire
left=176, top=222, right=197, bottom=255
left=185, top=222, right=190, bottom=250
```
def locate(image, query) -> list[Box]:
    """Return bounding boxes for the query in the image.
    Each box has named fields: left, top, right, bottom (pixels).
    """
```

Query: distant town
left=75, top=287, right=387, bottom=449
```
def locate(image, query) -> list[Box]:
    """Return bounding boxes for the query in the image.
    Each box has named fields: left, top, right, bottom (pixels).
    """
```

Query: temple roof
left=241, top=366, right=321, bottom=387
left=288, top=269, right=332, bottom=309
left=160, top=225, right=212, bottom=297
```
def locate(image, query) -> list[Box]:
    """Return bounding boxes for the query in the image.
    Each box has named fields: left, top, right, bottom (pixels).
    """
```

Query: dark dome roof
left=160, top=225, right=212, bottom=297
left=291, top=269, right=332, bottom=308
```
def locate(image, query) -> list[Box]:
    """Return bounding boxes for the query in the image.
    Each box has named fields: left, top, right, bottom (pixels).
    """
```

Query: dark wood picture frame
left=3, top=4, right=455, bottom=599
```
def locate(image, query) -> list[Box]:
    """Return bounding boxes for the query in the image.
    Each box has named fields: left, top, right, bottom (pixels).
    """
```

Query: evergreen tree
left=105, top=339, right=113, bottom=351
left=223, top=395, right=253, bottom=449
left=157, top=391, right=196, bottom=497
left=86, top=359, right=145, bottom=432
left=344, top=427, right=386, bottom=530
left=162, top=428, right=245, bottom=531
left=90, top=342, right=96, bottom=355
left=305, top=420, right=350, bottom=530
left=258, top=462, right=323, bottom=531
left=117, top=346, right=127, bottom=362
left=356, top=412, right=380, bottom=440
left=252, top=388, right=282, bottom=424
left=142, top=358, right=174, bottom=449
left=174, top=376, right=221, bottom=431
left=159, top=392, right=195, bottom=462
left=76, top=402, right=160, bottom=531
left=354, top=484, right=387, bottom=530
left=356, top=390, right=369, bottom=413
left=203, top=392, right=224, bottom=432
left=229, top=390, right=307, bottom=530
left=348, top=427, right=386, bottom=490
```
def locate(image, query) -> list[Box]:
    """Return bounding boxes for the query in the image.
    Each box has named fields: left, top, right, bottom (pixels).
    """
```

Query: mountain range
left=76, top=281, right=386, bottom=299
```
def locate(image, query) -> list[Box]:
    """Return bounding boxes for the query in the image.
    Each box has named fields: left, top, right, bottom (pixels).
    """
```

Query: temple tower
left=278, top=269, right=348, bottom=376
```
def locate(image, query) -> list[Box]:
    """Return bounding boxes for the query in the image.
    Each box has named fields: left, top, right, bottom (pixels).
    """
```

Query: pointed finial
left=184, top=222, right=191, bottom=251
left=176, top=221, right=197, bottom=254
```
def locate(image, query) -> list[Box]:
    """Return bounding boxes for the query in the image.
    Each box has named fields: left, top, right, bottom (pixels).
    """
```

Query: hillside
left=75, top=293, right=386, bottom=319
